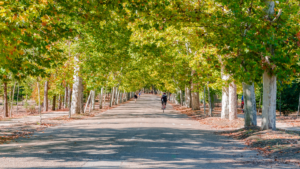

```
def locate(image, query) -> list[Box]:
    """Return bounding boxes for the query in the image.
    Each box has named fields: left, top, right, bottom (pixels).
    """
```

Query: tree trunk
left=243, top=82, right=257, bottom=127
left=99, top=88, right=103, bottom=109
left=68, top=87, right=72, bottom=118
left=10, top=82, right=16, bottom=117
left=261, top=0, right=277, bottom=130
left=58, top=94, right=62, bottom=110
left=180, top=89, right=183, bottom=106
left=185, top=86, right=191, bottom=108
left=110, top=88, right=114, bottom=107
left=207, top=84, right=212, bottom=117
left=221, top=65, right=230, bottom=119
left=68, top=87, right=72, bottom=109
left=2, top=90, right=4, bottom=111
left=44, top=81, right=48, bottom=112
left=124, top=92, right=127, bottom=102
left=123, top=92, right=125, bottom=102
left=91, top=90, right=95, bottom=110
left=191, top=70, right=200, bottom=110
left=9, top=85, right=12, bottom=114
left=16, top=84, right=20, bottom=114
left=191, top=91, right=200, bottom=110
left=52, top=95, right=56, bottom=111
left=3, top=82, right=8, bottom=117
left=64, top=85, right=68, bottom=109
left=120, top=90, right=123, bottom=104
left=297, top=92, right=300, bottom=118
left=229, top=82, right=237, bottom=120
left=173, top=93, right=176, bottom=103
left=115, top=88, right=119, bottom=105
left=84, top=91, right=92, bottom=113
left=79, top=77, right=84, bottom=114
left=37, top=81, right=42, bottom=124
left=203, top=87, right=206, bottom=115
left=103, top=87, right=107, bottom=108
left=174, top=92, right=179, bottom=104
left=221, top=85, right=229, bottom=119
left=71, top=55, right=81, bottom=114
left=262, top=71, right=276, bottom=130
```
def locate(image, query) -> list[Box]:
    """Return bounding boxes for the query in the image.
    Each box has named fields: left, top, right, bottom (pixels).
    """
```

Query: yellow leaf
left=0, top=2, right=4, bottom=5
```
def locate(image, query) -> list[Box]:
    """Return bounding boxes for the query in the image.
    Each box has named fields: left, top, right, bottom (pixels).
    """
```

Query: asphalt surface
left=0, top=95, right=297, bottom=169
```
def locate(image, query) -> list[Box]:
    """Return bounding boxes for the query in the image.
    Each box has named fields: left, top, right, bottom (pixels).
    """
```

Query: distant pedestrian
left=139, top=92, right=141, bottom=98
left=134, top=94, right=138, bottom=103
left=161, top=93, right=168, bottom=110
left=241, top=95, right=244, bottom=112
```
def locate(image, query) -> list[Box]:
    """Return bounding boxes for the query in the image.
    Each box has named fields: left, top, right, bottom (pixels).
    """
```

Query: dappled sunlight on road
left=0, top=95, right=296, bottom=168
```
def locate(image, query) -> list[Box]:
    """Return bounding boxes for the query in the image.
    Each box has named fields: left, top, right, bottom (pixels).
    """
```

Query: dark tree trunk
left=52, top=95, right=56, bottom=111
left=58, top=94, right=62, bottom=109
left=44, top=81, right=48, bottom=112
left=64, top=86, right=68, bottom=108
left=4, top=82, right=8, bottom=117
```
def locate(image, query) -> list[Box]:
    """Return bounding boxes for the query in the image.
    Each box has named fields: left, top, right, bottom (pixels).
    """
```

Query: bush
left=277, top=82, right=300, bottom=115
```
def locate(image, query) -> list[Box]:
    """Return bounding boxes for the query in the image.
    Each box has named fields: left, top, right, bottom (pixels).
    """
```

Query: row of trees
left=0, top=1, right=299, bottom=130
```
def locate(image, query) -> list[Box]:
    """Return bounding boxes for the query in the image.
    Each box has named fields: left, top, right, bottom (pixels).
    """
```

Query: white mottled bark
left=71, top=55, right=81, bottom=114
left=116, top=88, right=119, bottom=105
left=37, top=81, right=42, bottom=124
left=221, top=73, right=229, bottom=119
left=262, top=71, right=276, bottom=130
left=91, top=90, right=95, bottom=110
left=79, top=77, right=84, bottom=114
left=174, top=92, right=179, bottom=104
left=229, top=82, right=237, bottom=120
left=68, top=87, right=72, bottom=109
left=68, top=87, right=72, bottom=118
left=110, top=87, right=115, bottom=107
left=185, top=85, right=191, bottom=108
left=243, top=82, right=257, bottom=126
left=103, top=87, right=107, bottom=108
left=64, top=85, right=68, bottom=109
left=221, top=85, right=230, bottom=119
left=261, top=1, right=277, bottom=130
left=84, top=91, right=92, bottom=113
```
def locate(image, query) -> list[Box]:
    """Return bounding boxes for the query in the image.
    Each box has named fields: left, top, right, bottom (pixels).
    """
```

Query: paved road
left=0, top=95, right=296, bottom=168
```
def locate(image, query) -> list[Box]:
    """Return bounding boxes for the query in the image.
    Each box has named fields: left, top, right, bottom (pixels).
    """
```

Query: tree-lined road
left=0, top=95, right=295, bottom=168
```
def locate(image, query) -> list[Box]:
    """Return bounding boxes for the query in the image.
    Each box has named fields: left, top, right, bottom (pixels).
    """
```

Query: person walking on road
left=161, top=93, right=167, bottom=110
left=134, top=94, right=138, bottom=103
left=139, top=92, right=141, bottom=98
left=241, top=95, right=244, bottom=113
